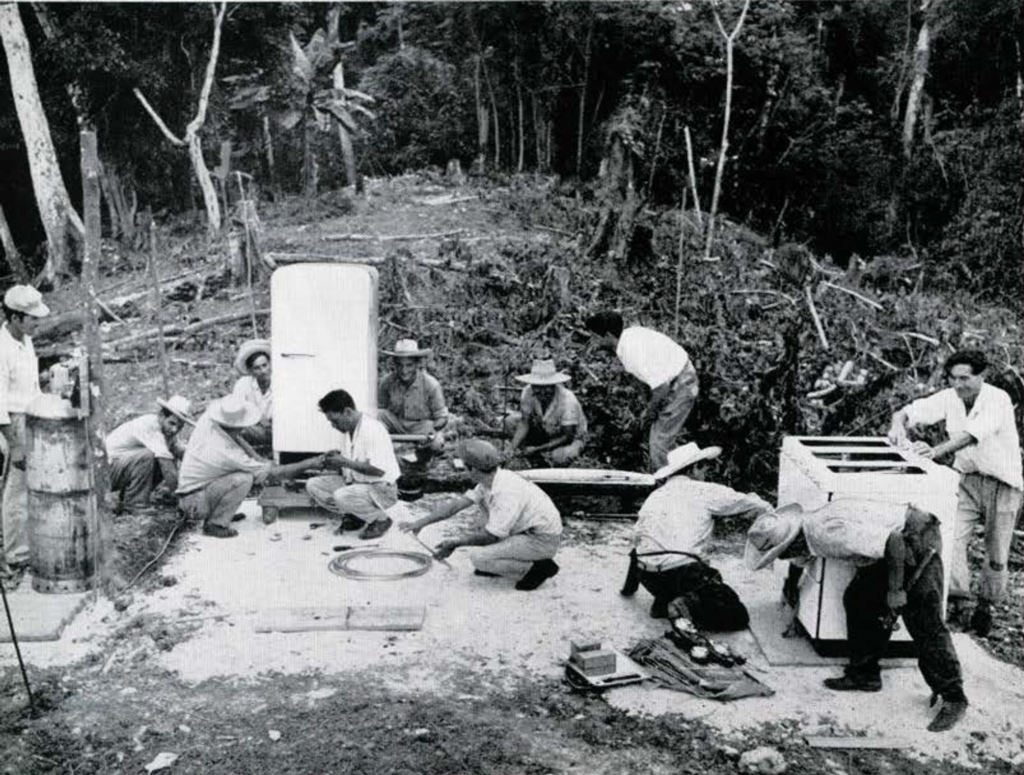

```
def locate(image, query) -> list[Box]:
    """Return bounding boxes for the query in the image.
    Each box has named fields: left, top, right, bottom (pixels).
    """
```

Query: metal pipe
left=0, top=579, right=34, bottom=712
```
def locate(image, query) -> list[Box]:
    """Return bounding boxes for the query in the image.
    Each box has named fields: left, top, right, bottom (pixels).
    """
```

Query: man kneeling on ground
left=176, top=395, right=327, bottom=538
left=399, top=439, right=562, bottom=591
left=620, top=442, right=768, bottom=629
left=106, top=395, right=193, bottom=512
left=746, top=500, right=968, bottom=732
left=306, top=388, right=401, bottom=540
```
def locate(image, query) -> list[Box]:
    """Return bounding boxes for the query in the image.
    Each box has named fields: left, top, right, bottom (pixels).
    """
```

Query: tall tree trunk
left=704, top=0, right=751, bottom=261
left=303, top=123, right=318, bottom=196
left=902, top=0, right=933, bottom=161
left=132, top=2, right=225, bottom=236
left=0, top=204, right=30, bottom=282
left=576, top=22, right=593, bottom=178
left=0, top=1, right=84, bottom=286
left=473, top=55, right=488, bottom=173
left=79, top=130, right=114, bottom=587
left=531, top=95, right=542, bottom=171
left=332, top=62, right=359, bottom=189
left=514, top=59, right=525, bottom=173
left=261, top=109, right=281, bottom=201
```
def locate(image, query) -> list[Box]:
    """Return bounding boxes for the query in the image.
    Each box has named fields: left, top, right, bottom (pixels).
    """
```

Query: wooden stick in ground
left=683, top=126, right=703, bottom=228
left=80, top=131, right=113, bottom=585
left=147, top=221, right=171, bottom=396
left=674, top=186, right=688, bottom=338
left=804, top=284, right=830, bottom=350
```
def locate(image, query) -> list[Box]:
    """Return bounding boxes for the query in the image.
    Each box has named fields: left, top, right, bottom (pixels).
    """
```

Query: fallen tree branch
left=866, top=350, right=899, bottom=371
left=322, top=229, right=465, bottom=242
left=728, top=289, right=798, bottom=306
left=107, top=309, right=269, bottom=350
left=823, top=281, right=884, bottom=311
left=805, top=285, right=830, bottom=350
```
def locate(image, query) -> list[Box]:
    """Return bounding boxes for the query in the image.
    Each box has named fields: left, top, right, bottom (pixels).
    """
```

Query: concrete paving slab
left=0, top=578, right=93, bottom=643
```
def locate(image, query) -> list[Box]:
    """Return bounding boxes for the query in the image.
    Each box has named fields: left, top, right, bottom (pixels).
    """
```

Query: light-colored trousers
left=469, top=532, right=560, bottom=578
left=178, top=472, right=254, bottom=529
left=1, top=414, right=28, bottom=567
left=649, top=366, right=699, bottom=472
left=305, top=476, right=397, bottom=524
left=950, top=473, right=1023, bottom=604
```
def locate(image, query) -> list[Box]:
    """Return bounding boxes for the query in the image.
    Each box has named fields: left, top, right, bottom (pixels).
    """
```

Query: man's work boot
left=359, top=516, right=392, bottom=540
left=928, top=699, right=968, bottom=732
left=203, top=523, right=238, bottom=539
left=823, top=674, right=882, bottom=692
left=515, top=559, right=559, bottom=591
left=969, top=603, right=993, bottom=637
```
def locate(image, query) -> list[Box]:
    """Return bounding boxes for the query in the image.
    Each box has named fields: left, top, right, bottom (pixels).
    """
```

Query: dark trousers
left=843, top=541, right=966, bottom=702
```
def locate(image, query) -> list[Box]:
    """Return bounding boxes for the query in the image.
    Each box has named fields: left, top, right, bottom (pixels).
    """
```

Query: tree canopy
left=0, top=1, right=1021, bottom=302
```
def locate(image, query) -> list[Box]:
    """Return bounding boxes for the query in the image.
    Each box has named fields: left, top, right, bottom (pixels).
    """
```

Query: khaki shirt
left=379, top=370, right=447, bottom=424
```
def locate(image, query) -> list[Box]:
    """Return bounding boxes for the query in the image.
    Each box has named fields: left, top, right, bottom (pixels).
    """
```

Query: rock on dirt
left=739, top=746, right=788, bottom=774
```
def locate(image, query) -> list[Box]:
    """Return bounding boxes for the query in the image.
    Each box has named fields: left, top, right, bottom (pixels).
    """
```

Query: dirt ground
left=3, top=178, right=1023, bottom=774
left=2, top=494, right=1023, bottom=775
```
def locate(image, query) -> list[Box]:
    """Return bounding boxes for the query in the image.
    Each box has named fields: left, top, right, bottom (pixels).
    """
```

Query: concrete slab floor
left=2, top=495, right=1023, bottom=766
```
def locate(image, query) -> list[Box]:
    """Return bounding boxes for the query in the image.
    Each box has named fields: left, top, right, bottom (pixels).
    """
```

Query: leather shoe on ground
left=650, top=599, right=669, bottom=619
left=928, top=699, right=968, bottom=732
left=515, top=559, right=559, bottom=591
left=203, top=523, right=238, bottom=539
left=336, top=514, right=363, bottom=532
left=359, top=516, right=392, bottom=540
left=969, top=604, right=993, bottom=637
left=823, top=675, right=882, bottom=692
left=231, top=513, right=247, bottom=522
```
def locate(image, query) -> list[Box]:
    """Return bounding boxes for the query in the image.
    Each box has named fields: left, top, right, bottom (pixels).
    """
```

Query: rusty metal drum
left=25, top=395, right=97, bottom=593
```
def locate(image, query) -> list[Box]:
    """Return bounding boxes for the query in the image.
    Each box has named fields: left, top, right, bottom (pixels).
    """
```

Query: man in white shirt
left=177, top=395, right=325, bottom=538
left=306, top=389, right=401, bottom=540
left=231, top=339, right=272, bottom=455
left=621, top=443, right=767, bottom=628
left=585, top=310, right=699, bottom=472
left=106, top=395, right=194, bottom=511
left=400, top=439, right=562, bottom=591
left=888, top=349, right=1023, bottom=636
left=0, top=285, right=49, bottom=585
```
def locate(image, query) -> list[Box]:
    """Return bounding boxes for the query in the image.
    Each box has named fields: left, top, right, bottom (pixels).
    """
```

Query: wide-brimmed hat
left=383, top=339, right=432, bottom=358
left=4, top=285, right=49, bottom=318
left=234, top=339, right=270, bottom=375
left=456, top=438, right=505, bottom=471
left=515, top=359, right=571, bottom=385
left=653, top=442, right=723, bottom=480
left=156, top=395, right=195, bottom=426
left=207, top=395, right=262, bottom=429
left=744, top=503, right=804, bottom=571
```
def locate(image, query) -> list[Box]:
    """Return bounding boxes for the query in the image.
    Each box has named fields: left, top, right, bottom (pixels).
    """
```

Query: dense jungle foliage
left=1, top=1, right=1022, bottom=303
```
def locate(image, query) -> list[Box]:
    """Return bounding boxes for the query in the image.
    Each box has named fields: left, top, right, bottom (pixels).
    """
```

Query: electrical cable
left=328, top=548, right=432, bottom=580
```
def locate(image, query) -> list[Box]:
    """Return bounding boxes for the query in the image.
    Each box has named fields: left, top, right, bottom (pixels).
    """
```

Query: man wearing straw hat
left=0, top=285, right=49, bottom=587
left=621, top=443, right=766, bottom=629
left=745, top=500, right=968, bottom=732
left=506, top=358, right=587, bottom=467
left=176, top=395, right=327, bottom=538
left=106, top=395, right=194, bottom=511
left=584, top=310, right=699, bottom=473
left=400, top=439, right=562, bottom=591
left=231, top=339, right=273, bottom=455
left=377, top=339, right=448, bottom=464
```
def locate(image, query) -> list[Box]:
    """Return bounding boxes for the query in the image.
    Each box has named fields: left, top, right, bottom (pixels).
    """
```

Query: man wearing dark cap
left=399, top=439, right=562, bottom=590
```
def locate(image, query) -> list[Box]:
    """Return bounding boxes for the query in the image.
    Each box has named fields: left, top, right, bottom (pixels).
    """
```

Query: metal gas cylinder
left=25, top=394, right=97, bottom=593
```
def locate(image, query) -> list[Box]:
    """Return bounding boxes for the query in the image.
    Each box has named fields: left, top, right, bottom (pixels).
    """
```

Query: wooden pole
left=80, top=130, right=112, bottom=582
left=147, top=221, right=171, bottom=396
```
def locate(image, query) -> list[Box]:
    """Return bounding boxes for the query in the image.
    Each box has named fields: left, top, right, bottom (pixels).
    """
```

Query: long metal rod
left=0, top=578, right=34, bottom=712
left=409, top=532, right=453, bottom=571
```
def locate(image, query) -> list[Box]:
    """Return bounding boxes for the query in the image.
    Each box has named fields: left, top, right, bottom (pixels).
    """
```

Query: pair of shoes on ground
left=823, top=674, right=883, bottom=692
left=515, top=558, right=559, bottom=591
